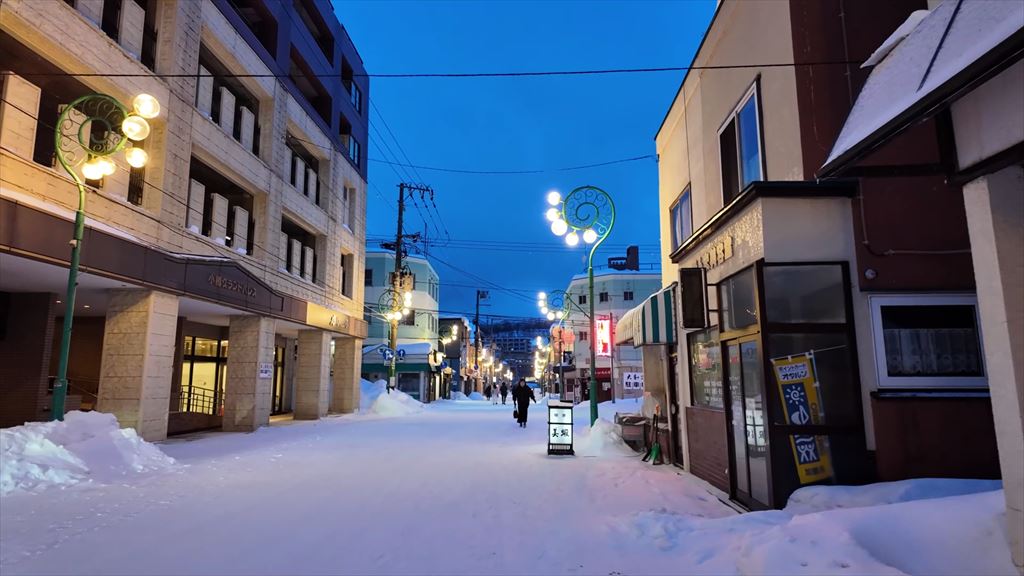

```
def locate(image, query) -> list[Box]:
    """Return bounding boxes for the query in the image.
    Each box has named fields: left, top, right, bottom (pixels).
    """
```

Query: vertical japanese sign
left=596, top=316, right=612, bottom=357
left=771, top=353, right=832, bottom=484
left=547, top=401, right=574, bottom=455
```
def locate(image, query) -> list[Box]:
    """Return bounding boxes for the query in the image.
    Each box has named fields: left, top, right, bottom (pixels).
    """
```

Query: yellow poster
left=771, top=353, right=832, bottom=485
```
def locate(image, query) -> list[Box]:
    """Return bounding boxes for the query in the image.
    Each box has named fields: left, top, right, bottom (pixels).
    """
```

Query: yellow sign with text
left=771, top=353, right=832, bottom=485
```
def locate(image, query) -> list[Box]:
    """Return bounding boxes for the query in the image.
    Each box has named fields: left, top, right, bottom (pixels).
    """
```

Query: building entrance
left=178, top=336, right=227, bottom=415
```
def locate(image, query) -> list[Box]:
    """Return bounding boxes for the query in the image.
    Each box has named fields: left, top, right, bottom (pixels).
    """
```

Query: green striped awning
left=615, top=283, right=676, bottom=347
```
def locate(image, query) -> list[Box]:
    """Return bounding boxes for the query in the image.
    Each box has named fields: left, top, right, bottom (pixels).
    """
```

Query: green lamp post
left=544, top=186, right=615, bottom=425
left=377, top=287, right=412, bottom=393
left=538, top=289, right=588, bottom=399
left=51, top=92, right=159, bottom=420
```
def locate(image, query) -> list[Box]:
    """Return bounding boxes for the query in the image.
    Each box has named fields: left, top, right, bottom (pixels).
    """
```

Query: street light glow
left=540, top=306, right=548, bottom=315
left=583, top=228, right=598, bottom=244
left=121, top=115, right=151, bottom=141
left=538, top=292, right=546, bottom=300
left=565, top=231, right=580, bottom=246
left=551, top=218, right=568, bottom=236
left=132, top=94, right=161, bottom=119
left=124, top=147, right=148, bottom=168
left=536, top=336, right=543, bottom=347
left=545, top=207, right=560, bottom=222
left=546, top=190, right=561, bottom=206
left=556, top=310, right=564, bottom=319
left=547, top=311, right=555, bottom=320
left=81, top=159, right=105, bottom=180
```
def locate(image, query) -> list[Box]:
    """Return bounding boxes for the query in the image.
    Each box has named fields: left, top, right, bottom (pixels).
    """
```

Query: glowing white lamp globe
left=546, top=190, right=561, bottom=206
left=538, top=292, right=546, bottom=300
left=132, top=94, right=160, bottom=119
left=545, top=207, right=560, bottom=222
left=547, top=311, right=555, bottom=321
left=551, top=218, right=568, bottom=236
left=583, top=228, right=598, bottom=244
left=121, top=115, right=150, bottom=141
left=81, top=159, right=106, bottom=180
left=565, top=231, right=580, bottom=247
left=556, top=310, right=564, bottom=319
left=541, top=306, right=548, bottom=315
left=125, top=147, right=148, bottom=168
left=97, top=157, right=117, bottom=176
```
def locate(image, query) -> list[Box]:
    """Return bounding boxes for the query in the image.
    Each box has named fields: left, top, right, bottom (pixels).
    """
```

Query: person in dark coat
left=499, top=382, right=509, bottom=405
left=512, top=379, right=536, bottom=427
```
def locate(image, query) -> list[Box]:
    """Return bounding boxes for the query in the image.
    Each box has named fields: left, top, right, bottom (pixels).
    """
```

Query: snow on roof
left=397, top=342, right=433, bottom=355
left=570, top=268, right=661, bottom=281
left=823, top=0, right=1024, bottom=171
left=861, top=10, right=930, bottom=68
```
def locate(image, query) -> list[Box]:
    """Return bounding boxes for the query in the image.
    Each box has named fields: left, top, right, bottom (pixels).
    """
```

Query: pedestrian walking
left=499, top=382, right=509, bottom=405
left=512, top=378, right=536, bottom=428
left=484, top=384, right=492, bottom=401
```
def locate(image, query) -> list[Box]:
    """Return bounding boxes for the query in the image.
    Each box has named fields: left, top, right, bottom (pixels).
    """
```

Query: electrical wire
left=369, top=154, right=656, bottom=175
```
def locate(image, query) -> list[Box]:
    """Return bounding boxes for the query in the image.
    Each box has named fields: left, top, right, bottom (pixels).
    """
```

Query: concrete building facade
left=0, top=0, right=369, bottom=438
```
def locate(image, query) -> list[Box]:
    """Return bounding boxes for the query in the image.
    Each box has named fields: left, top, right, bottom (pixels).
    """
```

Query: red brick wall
left=0, top=292, right=56, bottom=427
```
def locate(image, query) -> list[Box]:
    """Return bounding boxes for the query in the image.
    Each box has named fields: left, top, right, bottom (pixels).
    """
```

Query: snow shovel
left=643, top=413, right=663, bottom=465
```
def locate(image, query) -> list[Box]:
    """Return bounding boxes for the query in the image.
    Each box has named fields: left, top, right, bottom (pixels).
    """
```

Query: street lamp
left=377, top=287, right=413, bottom=393
left=544, top=186, right=615, bottom=425
left=51, top=93, right=159, bottom=420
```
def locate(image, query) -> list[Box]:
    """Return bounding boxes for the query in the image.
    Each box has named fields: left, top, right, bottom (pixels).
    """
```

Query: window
left=869, top=295, right=986, bottom=388
left=624, top=291, right=634, bottom=302
left=351, top=83, right=362, bottom=114
left=764, top=265, right=846, bottom=324
left=670, top=187, right=693, bottom=251
left=187, top=158, right=255, bottom=255
left=339, top=113, right=360, bottom=167
left=719, top=267, right=757, bottom=333
left=225, top=0, right=278, bottom=57
left=348, top=137, right=361, bottom=167
left=340, top=253, right=354, bottom=298
left=364, top=268, right=373, bottom=286
left=98, top=0, right=157, bottom=68
left=578, top=294, right=587, bottom=305
left=286, top=135, right=321, bottom=206
left=578, top=331, right=588, bottom=342
left=281, top=217, right=318, bottom=283
left=341, top=185, right=356, bottom=227
left=289, top=48, right=332, bottom=125
left=197, top=47, right=260, bottom=155
left=293, top=0, right=334, bottom=64
left=689, top=327, right=723, bottom=409
left=719, top=84, right=763, bottom=205
left=400, top=312, right=415, bottom=326
left=599, top=292, right=609, bottom=303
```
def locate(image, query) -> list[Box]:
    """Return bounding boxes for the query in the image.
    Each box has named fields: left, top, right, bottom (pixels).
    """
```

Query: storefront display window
left=870, top=295, right=986, bottom=388
left=767, top=333, right=858, bottom=427
left=720, top=267, right=757, bottom=332
left=689, top=327, right=723, bottom=408
left=764, top=265, right=846, bottom=324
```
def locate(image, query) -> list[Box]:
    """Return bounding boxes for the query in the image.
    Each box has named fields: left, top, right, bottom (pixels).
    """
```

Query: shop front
left=673, top=182, right=870, bottom=509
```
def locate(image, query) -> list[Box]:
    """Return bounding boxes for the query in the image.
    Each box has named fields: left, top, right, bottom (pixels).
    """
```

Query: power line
left=368, top=154, right=655, bottom=175
left=16, top=60, right=863, bottom=80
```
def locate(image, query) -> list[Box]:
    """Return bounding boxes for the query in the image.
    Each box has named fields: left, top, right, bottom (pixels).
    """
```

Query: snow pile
left=617, top=483, right=1015, bottom=575
left=0, top=411, right=176, bottom=496
left=785, top=477, right=1002, bottom=515
left=467, top=392, right=485, bottom=401
left=358, top=379, right=424, bottom=417
left=450, top=391, right=470, bottom=400
left=576, top=418, right=636, bottom=458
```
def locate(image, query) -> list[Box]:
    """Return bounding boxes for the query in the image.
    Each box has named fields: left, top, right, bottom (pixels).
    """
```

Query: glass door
left=725, top=337, right=770, bottom=508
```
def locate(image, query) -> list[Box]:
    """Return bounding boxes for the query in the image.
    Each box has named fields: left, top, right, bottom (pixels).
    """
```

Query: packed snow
left=359, top=379, right=424, bottom=416
left=0, top=400, right=1016, bottom=575
left=0, top=411, right=177, bottom=496
left=575, top=418, right=636, bottom=458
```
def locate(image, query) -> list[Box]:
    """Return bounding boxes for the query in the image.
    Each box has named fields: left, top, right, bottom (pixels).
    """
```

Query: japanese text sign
left=771, top=353, right=832, bottom=485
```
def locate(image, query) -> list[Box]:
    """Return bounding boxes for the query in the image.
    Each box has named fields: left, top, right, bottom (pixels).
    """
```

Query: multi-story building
left=360, top=249, right=441, bottom=400
left=488, top=323, right=549, bottom=383
left=562, top=266, right=661, bottom=402
left=0, top=0, right=369, bottom=439
left=438, top=315, right=470, bottom=396
left=650, top=0, right=999, bottom=510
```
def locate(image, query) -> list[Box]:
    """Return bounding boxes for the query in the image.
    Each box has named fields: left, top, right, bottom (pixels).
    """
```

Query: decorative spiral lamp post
left=538, top=289, right=584, bottom=400
left=51, top=93, right=159, bottom=420
left=377, top=287, right=412, bottom=393
left=544, top=186, right=615, bottom=425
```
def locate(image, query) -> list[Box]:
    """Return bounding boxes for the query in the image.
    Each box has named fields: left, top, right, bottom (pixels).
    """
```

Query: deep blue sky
left=332, top=0, right=716, bottom=320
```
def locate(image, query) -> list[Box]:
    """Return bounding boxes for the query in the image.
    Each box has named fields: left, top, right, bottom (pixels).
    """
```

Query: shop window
left=719, top=84, right=763, bottom=205
left=869, top=295, right=986, bottom=388
left=719, top=267, right=757, bottom=333
left=196, top=47, right=261, bottom=156
left=187, top=158, right=255, bottom=255
left=670, top=187, right=693, bottom=251
left=599, top=292, right=609, bottom=303
left=689, top=327, right=723, bottom=408
left=764, top=265, right=846, bottom=324
left=766, top=333, right=859, bottom=427
left=624, top=291, right=634, bottom=301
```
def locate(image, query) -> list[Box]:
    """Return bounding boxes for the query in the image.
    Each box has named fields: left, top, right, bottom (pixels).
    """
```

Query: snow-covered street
left=0, top=394, right=1016, bottom=576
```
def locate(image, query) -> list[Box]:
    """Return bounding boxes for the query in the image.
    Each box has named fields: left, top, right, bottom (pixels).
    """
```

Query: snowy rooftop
left=570, top=268, right=661, bottom=281
left=822, top=0, right=1024, bottom=172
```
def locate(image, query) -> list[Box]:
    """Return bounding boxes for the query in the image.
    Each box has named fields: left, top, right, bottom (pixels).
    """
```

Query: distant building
left=361, top=249, right=441, bottom=401
left=562, top=268, right=662, bottom=402
left=439, top=316, right=471, bottom=396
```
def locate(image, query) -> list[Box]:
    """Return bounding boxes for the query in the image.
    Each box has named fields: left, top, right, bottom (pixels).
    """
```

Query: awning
left=820, top=0, right=1024, bottom=176
left=616, top=283, right=676, bottom=347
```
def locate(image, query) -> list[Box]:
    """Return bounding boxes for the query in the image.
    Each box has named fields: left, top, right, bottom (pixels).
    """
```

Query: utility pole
left=389, top=182, right=434, bottom=392
left=474, top=289, right=488, bottom=393
left=610, top=311, right=616, bottom=404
